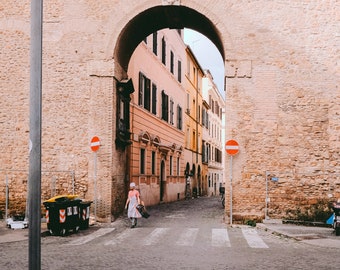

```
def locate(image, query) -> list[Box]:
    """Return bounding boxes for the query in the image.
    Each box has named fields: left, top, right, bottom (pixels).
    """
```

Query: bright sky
left=183, top=28, right=225, bottom=99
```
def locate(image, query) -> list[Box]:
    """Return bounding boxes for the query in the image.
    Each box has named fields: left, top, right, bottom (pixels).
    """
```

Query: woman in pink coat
left=125, top=182, right=142, bottom=228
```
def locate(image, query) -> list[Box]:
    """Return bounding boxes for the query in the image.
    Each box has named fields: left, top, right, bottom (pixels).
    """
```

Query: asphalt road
left=1, top=196, right=340, bottom=270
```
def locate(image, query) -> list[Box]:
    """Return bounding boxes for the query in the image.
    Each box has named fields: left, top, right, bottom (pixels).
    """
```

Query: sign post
left=225, top=140, right=239, bottom=225
left=265, top=171, right=279, bottom=220
left=90, top=136, right=100, bottom=222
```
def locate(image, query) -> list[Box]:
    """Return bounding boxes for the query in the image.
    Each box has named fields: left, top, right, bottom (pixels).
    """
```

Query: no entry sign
left=90, top=136, right=100, bottom=152
left=225, top=140, right=239, bottom=156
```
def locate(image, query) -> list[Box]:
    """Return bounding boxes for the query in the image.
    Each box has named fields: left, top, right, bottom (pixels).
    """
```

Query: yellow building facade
left=184, top=47, right=205, bottom=197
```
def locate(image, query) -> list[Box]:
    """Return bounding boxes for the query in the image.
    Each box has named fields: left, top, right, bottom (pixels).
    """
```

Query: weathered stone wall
left=0, top=0, right=338, bottom=221
left=222, top=0, right=339, bottom=220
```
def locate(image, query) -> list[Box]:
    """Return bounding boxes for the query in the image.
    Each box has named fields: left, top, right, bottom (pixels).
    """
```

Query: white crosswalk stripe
left=211, top=228, right=230, bottom=247
left=67, top=228, right=116, bottom=245
left=176, top=228, right=199, bottom=246
left=142, top=228, right=170, bottom=246
left=241, top=227, right=269, bottom=248
left=67, top=226, right=269, bottom=249
left=104, top=228, right=143, bottom=246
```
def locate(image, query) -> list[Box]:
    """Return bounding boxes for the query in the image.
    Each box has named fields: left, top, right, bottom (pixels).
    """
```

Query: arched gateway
left=110, top=3, right=226, bottom=221
left=0, top=1, right=338, bottom=223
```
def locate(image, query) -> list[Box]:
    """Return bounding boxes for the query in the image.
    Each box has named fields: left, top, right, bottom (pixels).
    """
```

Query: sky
left=183, top=28, right=225, bottom=99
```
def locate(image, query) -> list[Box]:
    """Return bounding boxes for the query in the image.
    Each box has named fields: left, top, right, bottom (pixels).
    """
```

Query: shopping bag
left=136, top=204, right=150, bottom=218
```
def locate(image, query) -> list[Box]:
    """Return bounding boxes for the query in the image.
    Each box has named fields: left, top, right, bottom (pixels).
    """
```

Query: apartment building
left=202, top=70, right=225, bottom=196
left=184, top=46, right=205, bottom=197
left=127, top=29, right=187, bottom=205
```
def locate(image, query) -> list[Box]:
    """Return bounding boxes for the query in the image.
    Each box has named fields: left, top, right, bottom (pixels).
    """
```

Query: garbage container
left=79, top=201, right=92, bottom=230
left=43, top=195, right=81, bottom=236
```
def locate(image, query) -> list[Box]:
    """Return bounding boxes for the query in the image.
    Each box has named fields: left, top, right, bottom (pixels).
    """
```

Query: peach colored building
left=127, top=29, right=187, bottom=206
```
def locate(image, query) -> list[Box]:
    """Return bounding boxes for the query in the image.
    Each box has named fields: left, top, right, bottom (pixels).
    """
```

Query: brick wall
left=0, top=0, right=338, bottom=221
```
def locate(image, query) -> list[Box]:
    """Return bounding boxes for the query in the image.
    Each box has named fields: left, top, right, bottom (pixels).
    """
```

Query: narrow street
left=1, top=196, right=339, bottom=270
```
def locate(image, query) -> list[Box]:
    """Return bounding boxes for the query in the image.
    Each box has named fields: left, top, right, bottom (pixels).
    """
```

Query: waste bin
left=79, top=201, right=92, bottom=230
left=43, top=195, right=81, bottom=236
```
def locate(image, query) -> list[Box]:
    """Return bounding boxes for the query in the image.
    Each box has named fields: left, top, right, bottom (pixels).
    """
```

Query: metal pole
left=71, top=170, right=75, bottom=194
left=51, top=175, right=56, bottom=197
left=230, top=156, right=233, bottom=225
left=265, top=171, right=268, bottom=220
left=28, top=0, right=43, bottom=269
left=94, top=152, right=97, bottom=223
left=5, top=175, right=8, bottom=220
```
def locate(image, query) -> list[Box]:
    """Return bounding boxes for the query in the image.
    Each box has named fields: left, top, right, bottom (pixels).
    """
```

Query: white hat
left=130, top=182, right=136, bottom=188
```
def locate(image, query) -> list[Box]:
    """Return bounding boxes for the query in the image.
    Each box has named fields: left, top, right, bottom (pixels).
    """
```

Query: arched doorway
left=113, top=5, right=224, bottom=77
left=160, top=160, right=165, bottom=202
left=197, top=165, right=201, bottom=196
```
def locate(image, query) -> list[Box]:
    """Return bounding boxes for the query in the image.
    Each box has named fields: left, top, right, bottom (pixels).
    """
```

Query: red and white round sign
left=225, top=140, right=239, bottom=156
left=90, top=136, right=100, bottom=152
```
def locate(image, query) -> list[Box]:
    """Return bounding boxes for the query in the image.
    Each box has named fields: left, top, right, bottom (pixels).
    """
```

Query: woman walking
left=125, top=182, right=142, bottom=228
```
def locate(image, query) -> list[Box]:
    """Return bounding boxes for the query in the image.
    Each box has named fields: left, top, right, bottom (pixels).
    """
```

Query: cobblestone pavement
left=1, top=196, right=340, bottom=269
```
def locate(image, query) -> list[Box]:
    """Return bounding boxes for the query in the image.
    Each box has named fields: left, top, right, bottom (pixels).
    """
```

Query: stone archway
left=114, top=5, right=225, bottom=73
left=110, top=4, right=227, bottom=219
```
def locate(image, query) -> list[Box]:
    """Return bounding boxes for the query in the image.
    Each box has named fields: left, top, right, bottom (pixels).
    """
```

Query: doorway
left=160, top=160, right=165, bottom=202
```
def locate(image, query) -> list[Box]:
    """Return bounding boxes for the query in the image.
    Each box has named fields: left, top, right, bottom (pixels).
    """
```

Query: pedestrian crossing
left=67, top=226, right=269, bottom=249
left=212, top=228, right=231, bottom=247
left=67, top=228, right=116, bottom=245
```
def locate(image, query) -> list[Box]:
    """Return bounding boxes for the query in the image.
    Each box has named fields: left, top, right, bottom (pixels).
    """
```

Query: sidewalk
left=257, top=219, right=340, bottom=249
left=0, top=217, right=102, bottom=244
left=1, top=218, right=339, bottom=248
left=0, top=219, right=49, bottom=243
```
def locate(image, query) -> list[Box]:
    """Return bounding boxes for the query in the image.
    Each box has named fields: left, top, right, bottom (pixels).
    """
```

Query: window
left=161, top=90, right=169, bottom=122
left=152, top=83, right=157, bottom=115
left=198, top=105, right=201, bottom=124
left=186, top=93, right=190, bottom=113
left=193, top=67, right=196, bottom=85
left=140, top=148, right=145, bottom=174
left=187, top=60, right=190, bottom=76
left=177, top=105, right=182, bottom=130
left=144, top=79, right=151, bottom=111
left=202, top=108, right=206, bottom=128
left=161, top=37, right=166, bottom=65
left=186, top=127, right=190, bottom=148
left=151, top=151, right=156, bottom=175
left=152, top=32, right=157, bottom=55
left=170, top=51, right=174, bottom=74
left=138, top=72, right=151, bottom=111
left=215, top=148, right=222, bottom=163
left=177, top=157, right=180, bottom=176
left=202, top=141, right=208, bottom=163
left=169, top=156, right=173, bottom=176
left=215, top=103, right=219, bottom=116
left=177, top=60, right=182, bottom=82
left=170, top=98, right=174, bottom=125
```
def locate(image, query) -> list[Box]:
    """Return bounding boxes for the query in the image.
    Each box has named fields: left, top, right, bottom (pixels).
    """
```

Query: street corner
left=257, top=221, right=340, bottom=249
left=0, top=220, right=29, bottom=243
